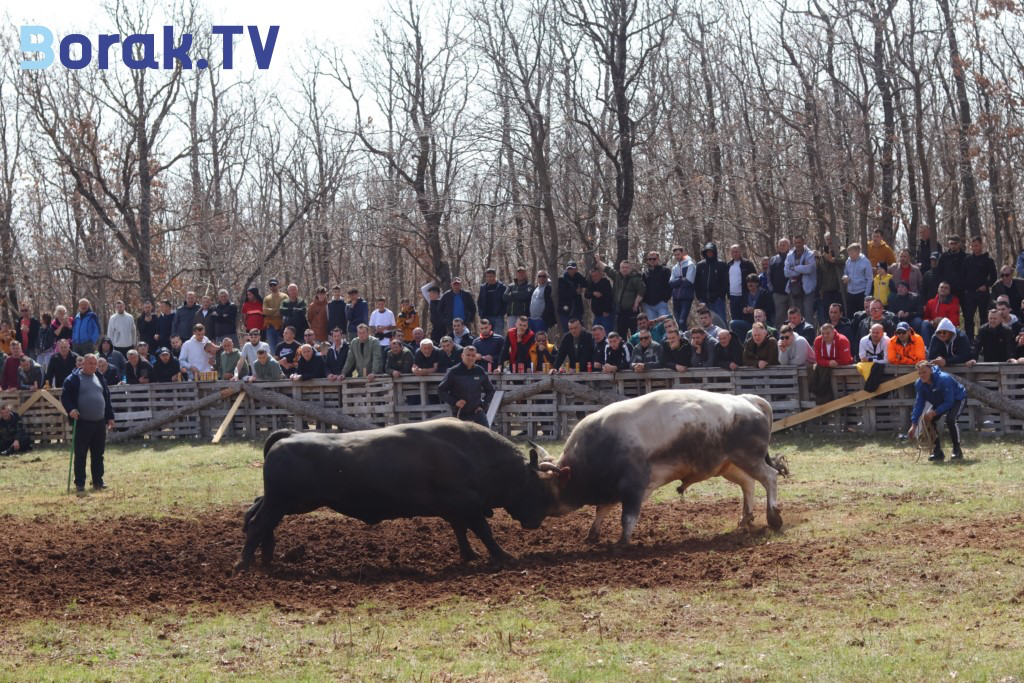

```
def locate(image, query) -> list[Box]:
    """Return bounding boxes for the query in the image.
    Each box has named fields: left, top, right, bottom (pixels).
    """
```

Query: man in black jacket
left=327, top=286, right=348, bottom=336
left=768, top=238, right=792, bottom=330
left=642, top=251, right=673, bottom=321
left=887, top=281, right=923, bottom=333
left=585, top=267, right=614, bottom=332
left=966, top=309, right=1014, bottom=364
left=477, top=268, right=508, bottom=335
left=725, top=244, right=757, bottom=325
left=992, top=267, right=1024, bottom=312
left=696, top=242, right=729, bottom=324
left=209, top=289, right=239, bottom=344
left=439, top=278, right=478, bottom=336
left=503, top=266, right=533, bottom=319
left=324, top=328, right=350, bottom=380
left=934, top=236, right=967, bottom=300
left=280, top=284, right=309, bottom=339
left=551, top=318, right=594, bottom=372
left=136, top=301, right=161, bottom=352
left=172, top=292, right=200, bottom=342
left=961, top=236, right=997, bottom=341
left=556, top=262, right=588, bottom=334
left=437, top=346, right=495, bottom=428
left=44, top=340, right=78, bottom=388
left=0, top=403, right=31, bottom=455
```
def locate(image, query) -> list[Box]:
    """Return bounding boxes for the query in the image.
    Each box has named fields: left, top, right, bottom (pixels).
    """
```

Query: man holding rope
left=61, top=354, right=116, bottom=494
left=907, top=360, right=967, bottom=462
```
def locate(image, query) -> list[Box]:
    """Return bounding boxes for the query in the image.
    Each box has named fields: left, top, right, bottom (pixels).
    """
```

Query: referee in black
left=61, top=354, right=116, bottom=494
left=437, top=345, right=495, bottom=428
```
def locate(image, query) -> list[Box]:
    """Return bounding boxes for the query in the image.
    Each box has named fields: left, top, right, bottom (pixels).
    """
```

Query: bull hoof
left=737, top=515, right=754, bottom=532
left=488, top=551, right=515, bottom=565
left=767, top=507, right=784, bottom=531
left=676, top=484, right=686, bottom=496
left=233, top=559, right=249, bottom=573
left=459, top=550, right=479, bottom=564
left=585, top=531, right=601, bottom=545
left=610, top=541, right=630, bottom=555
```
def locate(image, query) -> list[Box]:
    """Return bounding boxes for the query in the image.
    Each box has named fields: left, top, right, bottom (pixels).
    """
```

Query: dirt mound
left=5, top=501, right=1015, bottom=622
left=0, top=500, right=812, bottom=620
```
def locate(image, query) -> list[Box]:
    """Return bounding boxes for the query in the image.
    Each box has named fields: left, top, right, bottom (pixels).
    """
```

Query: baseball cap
left=157, top=347, right=171, bottom=356
left=930, top=251, right=941, bottom=260
left=452, top=276, right=462, bottom=283
left=897, top=280, right=910, bottom=289
left=876, top=261, right=887, bottom=269
left=268, top=277, right=279, bottom=285
left=567, top=261, right=578, bottom=269
left=896, top=322, right=910, bottom=332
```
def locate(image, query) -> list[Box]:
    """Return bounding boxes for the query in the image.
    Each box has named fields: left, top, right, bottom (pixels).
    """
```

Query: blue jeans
left=593, top=314, right=615, bottom=333
left=921, top=319, right=937, bottom=348
left=266, top=325, right=282, bottom=352
left=558, top=312, right=571, bottom=334
left=707, top=298, right=727, bottom=324
left=528, top=318, right=548, bottom=334
left=643, top=301, right=671, bottom=321
left=673, top=298, right=693, bottom=328
left=486, top=316, right=506, bottom=336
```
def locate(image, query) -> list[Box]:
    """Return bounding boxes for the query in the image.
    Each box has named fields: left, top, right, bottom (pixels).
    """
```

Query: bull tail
left=243, top=496, right=264, bottom=533
left=766, top=453, right=790, bottom=478
left=263, top=429, right=299, bottom=459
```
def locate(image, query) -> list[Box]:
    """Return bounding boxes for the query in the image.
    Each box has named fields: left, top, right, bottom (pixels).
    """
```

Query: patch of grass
left=2, top=433, right=1024, bottom=680
left=0, top=439, right=263, bottom=520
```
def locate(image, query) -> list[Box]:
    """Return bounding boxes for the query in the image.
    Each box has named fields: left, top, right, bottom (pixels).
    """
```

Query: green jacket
left=817, top=249, right=846, bottom=294
left=219, top=350, right=243, bottom=379
left=251, top=357, right=284, bottom=381
left=342, top=338, right=383, bottom=377
left=603, top=265, right=646, bottom=313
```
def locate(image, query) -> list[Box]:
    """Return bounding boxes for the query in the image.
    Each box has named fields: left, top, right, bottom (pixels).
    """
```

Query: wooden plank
left=212, top=390, right=248, bottom=444
left=772, top=371, right=918, bottom=433
left=485, top=390, right=504, bottom=427
left=16, top=390, right=46, bottom=414
left=37, top=389, right=68, bottom=415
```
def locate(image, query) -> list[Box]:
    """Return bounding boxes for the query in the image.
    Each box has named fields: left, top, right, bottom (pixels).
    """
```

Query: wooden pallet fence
left=6, top=365, right=1022, bottom=445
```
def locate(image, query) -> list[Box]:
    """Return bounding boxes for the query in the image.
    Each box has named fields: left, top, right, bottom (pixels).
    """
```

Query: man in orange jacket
left=888, top=322, right=926, bottom=365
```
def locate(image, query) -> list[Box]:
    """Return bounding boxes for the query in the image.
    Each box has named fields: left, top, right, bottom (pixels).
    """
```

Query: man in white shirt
left=107, top=300, right=137, bottom=358
left=178, top=323, right=213, bottom=378
left=858, top=323, right=890, bottom=364
left=233, top=328, right=271, bottom=379
left=368, top=296, right=396, bottom=347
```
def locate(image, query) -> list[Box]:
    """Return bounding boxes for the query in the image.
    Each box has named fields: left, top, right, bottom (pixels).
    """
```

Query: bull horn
left=527, top=439, right=553, bottom=462
left=537, top=461, right=560, bottom=472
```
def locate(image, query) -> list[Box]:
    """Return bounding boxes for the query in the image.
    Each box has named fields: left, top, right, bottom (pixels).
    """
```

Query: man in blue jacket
left=72, top=298, right=102, bottom=356
left=61, top=355, right=116, bottom=493
left=908, top=361, right=967, bottom=461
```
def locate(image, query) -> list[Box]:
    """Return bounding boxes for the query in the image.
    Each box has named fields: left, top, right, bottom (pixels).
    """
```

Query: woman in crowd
left=52, top=305, right=74, bottom=346
left=241, top=288, right=265, bottom=341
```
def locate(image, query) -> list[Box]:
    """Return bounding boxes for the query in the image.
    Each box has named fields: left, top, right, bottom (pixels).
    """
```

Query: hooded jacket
left=72, top=309, right=102, bottom=346
left=926, top=318, right=972, bottom=365
left=695, top=243, right=729, bottom=302
left=499, top=328, right=535, bottom=369
left=935, top=248, right=968, bottom=297
left=963, top=250, right=997, bottom=295
left=911, top=366, right=967, bottom=424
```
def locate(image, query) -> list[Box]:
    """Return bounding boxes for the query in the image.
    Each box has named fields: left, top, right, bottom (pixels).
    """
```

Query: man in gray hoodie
left=669, top=245, right=696, bottom=327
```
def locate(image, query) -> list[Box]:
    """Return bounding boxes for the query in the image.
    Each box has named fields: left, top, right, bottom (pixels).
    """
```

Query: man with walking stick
left=61, top=354, right=116, bottom=494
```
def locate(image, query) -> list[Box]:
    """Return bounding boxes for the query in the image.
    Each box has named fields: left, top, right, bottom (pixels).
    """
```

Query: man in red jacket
left=922, top=282, right=961, bottom=348
left=810, top=323, right=854, bottom=403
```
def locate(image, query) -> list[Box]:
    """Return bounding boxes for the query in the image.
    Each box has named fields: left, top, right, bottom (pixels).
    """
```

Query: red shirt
left=19, top=317, right=31, bottom=349
left=242, top=301, right=265, bottom=332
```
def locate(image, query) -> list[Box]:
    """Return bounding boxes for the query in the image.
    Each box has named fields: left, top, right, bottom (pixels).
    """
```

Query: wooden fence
left=8, top=364, right=1024, bottom=445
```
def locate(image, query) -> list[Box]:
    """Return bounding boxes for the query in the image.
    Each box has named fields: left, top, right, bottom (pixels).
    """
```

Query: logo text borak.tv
left=19, top=25, right=279, bottom=70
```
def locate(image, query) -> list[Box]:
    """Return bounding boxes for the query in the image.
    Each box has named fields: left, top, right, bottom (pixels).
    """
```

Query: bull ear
left=529, top=449, right=539, bottom=469
left=559, top=466, right=571, bottom=485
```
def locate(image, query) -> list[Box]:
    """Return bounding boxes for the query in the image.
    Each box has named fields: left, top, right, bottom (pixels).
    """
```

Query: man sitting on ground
left=0, top=402, right=31, bottom=455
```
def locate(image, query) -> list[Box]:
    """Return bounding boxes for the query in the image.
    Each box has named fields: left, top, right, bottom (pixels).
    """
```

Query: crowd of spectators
left=1, top=236, right=1023, bottom=402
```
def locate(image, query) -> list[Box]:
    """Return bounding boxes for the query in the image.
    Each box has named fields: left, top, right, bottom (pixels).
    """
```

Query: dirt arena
left=4, top=499, right=1019, bottom=624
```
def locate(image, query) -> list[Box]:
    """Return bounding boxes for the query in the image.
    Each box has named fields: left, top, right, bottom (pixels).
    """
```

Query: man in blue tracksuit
left=71, top=298, right=102, bottom=356
left=908, top=361, right=968, bottom=462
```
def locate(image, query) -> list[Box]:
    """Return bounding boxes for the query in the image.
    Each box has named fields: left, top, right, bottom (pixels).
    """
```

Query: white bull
left=533, top=389, right=787, bottom=547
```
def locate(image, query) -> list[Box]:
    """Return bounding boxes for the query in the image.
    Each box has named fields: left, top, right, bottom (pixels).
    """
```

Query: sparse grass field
left=1, top=433, right=1023, bottom=682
